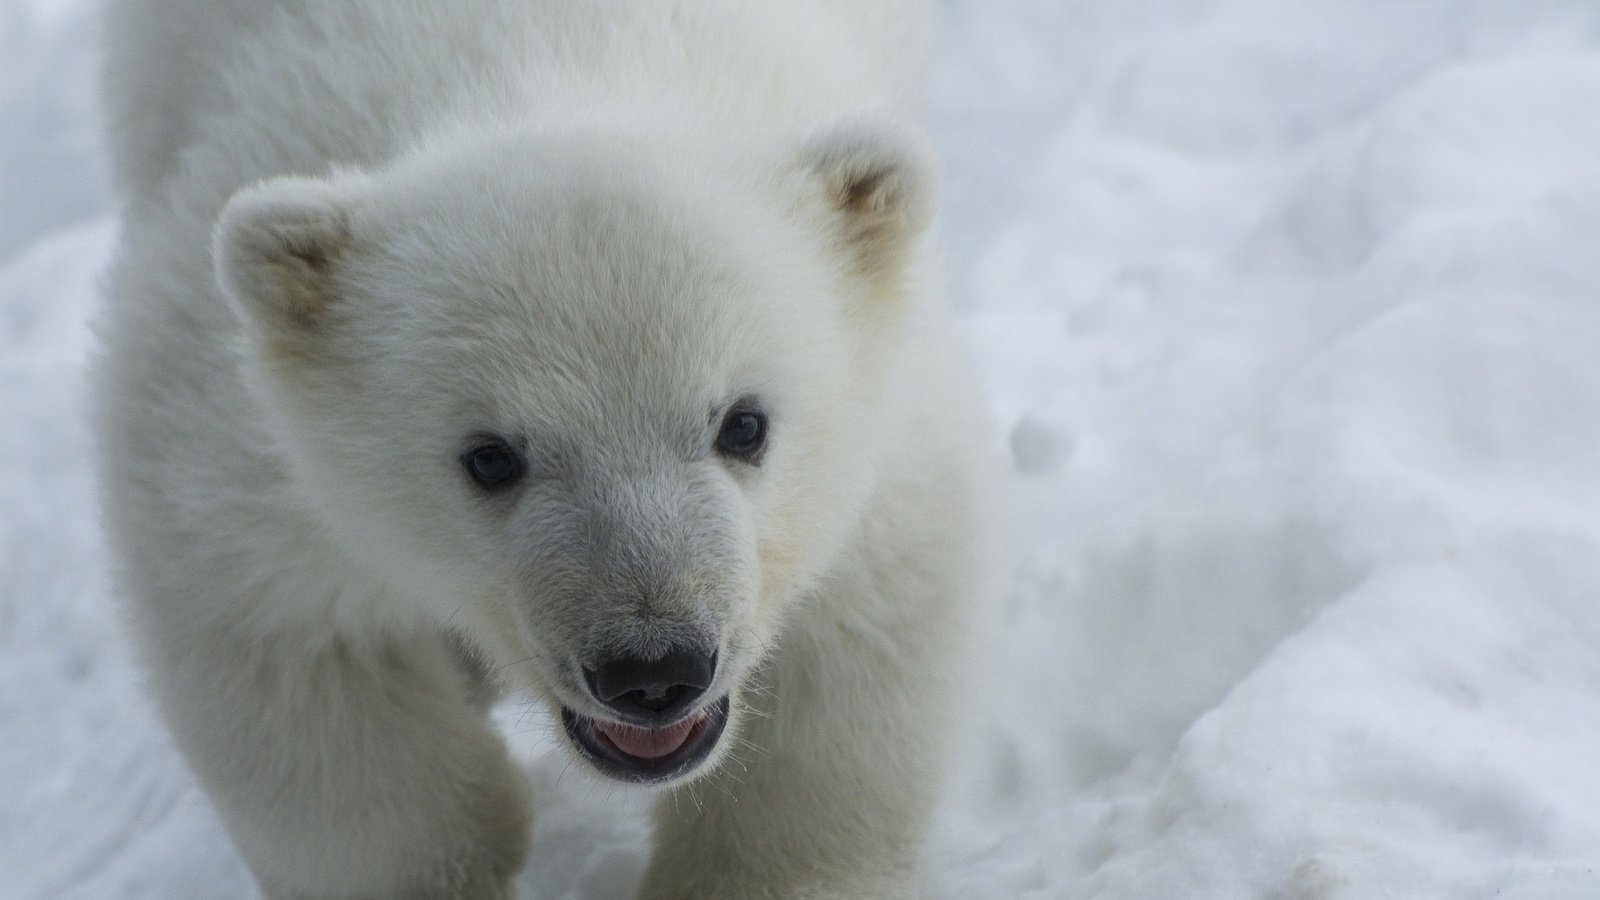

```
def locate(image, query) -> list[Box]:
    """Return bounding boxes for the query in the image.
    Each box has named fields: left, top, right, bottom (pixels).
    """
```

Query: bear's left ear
left=800, top=122, right=938, bottom=280
left=214, top=174, right=367, bottom=344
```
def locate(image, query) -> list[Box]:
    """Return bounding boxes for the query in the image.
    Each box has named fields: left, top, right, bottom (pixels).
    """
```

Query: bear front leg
left=144, top=623, right=530, bottom=899
left=638, top=565, right=977, bottom=899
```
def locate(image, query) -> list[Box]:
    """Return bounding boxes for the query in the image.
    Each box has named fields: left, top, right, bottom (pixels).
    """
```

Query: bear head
left=212, top=121, right=937, bottom=784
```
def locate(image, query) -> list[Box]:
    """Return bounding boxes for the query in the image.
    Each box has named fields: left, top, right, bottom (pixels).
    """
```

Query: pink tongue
left=594, top=715, right=700, bottom=760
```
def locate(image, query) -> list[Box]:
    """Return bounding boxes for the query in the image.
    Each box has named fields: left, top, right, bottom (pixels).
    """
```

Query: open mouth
left=561, top=695, right=731, bottom=783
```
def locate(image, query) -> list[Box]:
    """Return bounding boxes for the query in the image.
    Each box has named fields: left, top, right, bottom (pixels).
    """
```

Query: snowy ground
left=4, top=1, right=1600, bottom=898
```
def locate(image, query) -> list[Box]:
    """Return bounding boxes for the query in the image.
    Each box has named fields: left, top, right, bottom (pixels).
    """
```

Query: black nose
left=583, top=647, right=717, bottom=723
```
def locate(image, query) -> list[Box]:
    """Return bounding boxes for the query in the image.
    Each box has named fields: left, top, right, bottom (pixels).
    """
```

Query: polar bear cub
left=94, top=1, right=998, bottom=897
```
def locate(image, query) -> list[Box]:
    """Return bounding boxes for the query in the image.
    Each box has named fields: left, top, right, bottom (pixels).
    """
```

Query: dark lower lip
left=561, top=695, right=731, bottom=784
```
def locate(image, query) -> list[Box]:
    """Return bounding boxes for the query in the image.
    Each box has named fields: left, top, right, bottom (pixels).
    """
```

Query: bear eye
left=461, top=436, right=526, bottom=491
left=715, top=405, right=768, bottom=463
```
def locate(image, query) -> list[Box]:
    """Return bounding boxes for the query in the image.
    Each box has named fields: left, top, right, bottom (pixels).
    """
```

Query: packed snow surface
left=4, top=1, right=1599, bottom=897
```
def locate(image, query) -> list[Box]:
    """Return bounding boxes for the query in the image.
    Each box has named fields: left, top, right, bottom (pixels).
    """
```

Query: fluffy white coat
left=94, top=1, right=999, bottom=897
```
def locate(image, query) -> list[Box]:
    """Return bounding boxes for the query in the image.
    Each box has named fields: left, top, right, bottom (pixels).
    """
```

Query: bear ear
left=214, top=175, right=365, bottom=338
left=800, top=122, right=938, bottom=279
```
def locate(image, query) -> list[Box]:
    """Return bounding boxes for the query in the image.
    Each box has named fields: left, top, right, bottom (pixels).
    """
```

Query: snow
left=3, top=1, right=1600, bottom=897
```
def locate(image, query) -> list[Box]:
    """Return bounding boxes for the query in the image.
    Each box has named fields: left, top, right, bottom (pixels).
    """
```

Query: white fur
left=94, top=1, right=999, bottom=897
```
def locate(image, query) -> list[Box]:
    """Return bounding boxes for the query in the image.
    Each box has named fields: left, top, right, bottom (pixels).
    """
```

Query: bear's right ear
left=799, top=122, right=938, bottom=282
left=214, top=175, right=365, bottom=340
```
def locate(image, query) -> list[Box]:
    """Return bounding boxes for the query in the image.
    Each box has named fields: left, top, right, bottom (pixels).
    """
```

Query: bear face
left=213, top=124, right=935, bottom=784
